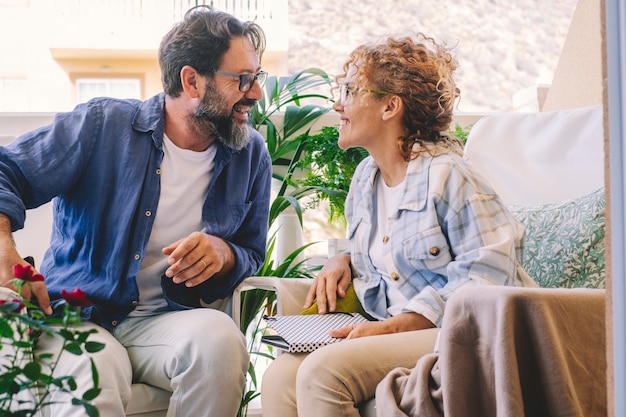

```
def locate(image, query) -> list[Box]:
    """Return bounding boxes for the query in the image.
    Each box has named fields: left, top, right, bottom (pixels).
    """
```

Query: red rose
left=13, top=264, right=44, bottom=283
left=60, top=288, right=91, bottom=307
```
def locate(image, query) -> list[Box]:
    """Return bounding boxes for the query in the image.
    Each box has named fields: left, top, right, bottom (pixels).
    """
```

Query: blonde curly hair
left=337, top=33, right=462, bottom=161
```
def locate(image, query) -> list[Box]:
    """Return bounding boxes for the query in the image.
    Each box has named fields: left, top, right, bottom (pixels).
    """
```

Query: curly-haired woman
left=261, top=33, right=536, bottom=417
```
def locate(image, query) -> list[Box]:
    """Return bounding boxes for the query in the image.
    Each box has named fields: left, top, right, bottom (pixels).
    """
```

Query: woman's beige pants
left=261, top=327, right=439, bottom=417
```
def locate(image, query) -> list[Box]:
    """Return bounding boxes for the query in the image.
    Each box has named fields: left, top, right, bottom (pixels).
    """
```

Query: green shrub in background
left=451, top=123, right=472, bottom=144
left=295, top=126, right=367, bottom=222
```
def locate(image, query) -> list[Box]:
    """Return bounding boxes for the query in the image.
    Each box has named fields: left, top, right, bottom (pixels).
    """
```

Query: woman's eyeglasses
left=214, top=70, right=268, bottom=92
left=339, top=82, right=391, bottom=105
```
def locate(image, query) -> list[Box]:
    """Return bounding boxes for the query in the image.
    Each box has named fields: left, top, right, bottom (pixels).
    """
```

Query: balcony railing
left=47, top=0, right=282, bottom=21
left=36, top=0, right=288, bottom=52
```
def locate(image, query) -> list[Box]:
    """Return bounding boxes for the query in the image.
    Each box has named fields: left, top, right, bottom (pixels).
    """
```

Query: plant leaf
left=85, top=341, right=105, bottom=354
left=22, top=361, right=41, bottom=380
left=64, top=342, right=82, bottom=356
left=82, top=387, right=101, bottom=401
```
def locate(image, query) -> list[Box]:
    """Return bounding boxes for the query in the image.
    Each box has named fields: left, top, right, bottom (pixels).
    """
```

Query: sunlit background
left=0, top=0, right=577, bottom=114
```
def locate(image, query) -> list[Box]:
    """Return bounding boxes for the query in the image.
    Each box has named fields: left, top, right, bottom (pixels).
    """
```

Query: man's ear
left=180, top=65, right=201, bottom=98
left=382, top=95, right=403, bottom=121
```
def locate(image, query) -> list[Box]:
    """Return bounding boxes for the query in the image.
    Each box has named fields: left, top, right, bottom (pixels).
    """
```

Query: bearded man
left=0, top=5, right=271, bottom=416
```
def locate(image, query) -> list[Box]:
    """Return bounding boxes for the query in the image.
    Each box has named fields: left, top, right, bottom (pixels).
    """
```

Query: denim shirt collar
left=132, top=92, right=238, bottom=167
left=133, top=93, right=166, bottom=139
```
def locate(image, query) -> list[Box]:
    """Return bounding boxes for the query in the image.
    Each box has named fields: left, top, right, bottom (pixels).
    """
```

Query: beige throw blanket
left=376, top=286, right=606, bottom=417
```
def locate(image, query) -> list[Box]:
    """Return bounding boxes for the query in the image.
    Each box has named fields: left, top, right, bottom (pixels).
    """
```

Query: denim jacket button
left=390, top=272, right=400, bottom=281
left=429, top=247, right=441, bottom=256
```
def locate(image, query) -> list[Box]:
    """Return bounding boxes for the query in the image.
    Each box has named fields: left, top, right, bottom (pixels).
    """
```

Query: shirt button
left=390, top=272, right=400, bottom=281
left=429, top=247, right=441, bottom=256
left=111, top=321, right=118, bottom=327
left=134, top=254, right=141, bottom=260
left=145, top=211, right=152, bottom=217
left=382, top=235, right=389, bottom=243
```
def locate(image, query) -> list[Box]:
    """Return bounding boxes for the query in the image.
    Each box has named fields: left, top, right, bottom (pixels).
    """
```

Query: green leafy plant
left=237, top=233, right=322, bottom=417
left=251, top=67, right=340, bottom=228
left=295, top=126, right=368, bottom=221
left=0, top=264, right=104, bottom=417
left=252, top=67, right=333, bottom=163
left=450, top=123, right=472, bottom=145
left=239, top=67, right=356, bottom=416
left=240, top=232, right=321, bottom=334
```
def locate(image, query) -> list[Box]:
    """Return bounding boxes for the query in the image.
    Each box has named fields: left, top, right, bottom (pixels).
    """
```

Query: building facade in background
left=0, top=0, right=288, bottom=112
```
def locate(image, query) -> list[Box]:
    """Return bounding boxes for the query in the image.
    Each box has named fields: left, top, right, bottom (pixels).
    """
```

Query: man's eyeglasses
left=214, top=70, right=268, bottom=92
left=339, top=82, right=391, bottom=106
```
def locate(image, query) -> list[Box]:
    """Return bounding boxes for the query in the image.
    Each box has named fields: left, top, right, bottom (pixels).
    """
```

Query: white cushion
left=463, top=104, right=604, bottom=206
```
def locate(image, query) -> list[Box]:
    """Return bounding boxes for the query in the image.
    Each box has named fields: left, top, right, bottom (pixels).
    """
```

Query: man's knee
left=40, top=322, right=132, bottom=413
left=176, top=309, right=249, bottom=375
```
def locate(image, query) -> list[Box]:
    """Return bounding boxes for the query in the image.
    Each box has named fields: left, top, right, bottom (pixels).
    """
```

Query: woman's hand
left=303, top=253, right=352, bottom=314
left=329, top=312, right=435, bottom=339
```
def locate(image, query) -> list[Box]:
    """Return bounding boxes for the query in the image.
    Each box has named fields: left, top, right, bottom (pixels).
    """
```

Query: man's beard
left=191, top=86, right=255, bottom=151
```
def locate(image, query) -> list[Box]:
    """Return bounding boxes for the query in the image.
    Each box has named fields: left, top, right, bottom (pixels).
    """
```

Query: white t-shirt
left=129, top=134, right=216, bottom=316
left=369, top=172, right=409, bottom=316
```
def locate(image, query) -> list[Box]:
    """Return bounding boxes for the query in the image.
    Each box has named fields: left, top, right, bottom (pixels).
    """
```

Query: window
left=0, top=77, right=27, bottom=111
left=75, top=78, right=142, bottom=104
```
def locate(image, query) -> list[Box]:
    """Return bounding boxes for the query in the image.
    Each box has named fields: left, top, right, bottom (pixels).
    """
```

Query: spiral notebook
left=261, top=312, right=369, bottom=353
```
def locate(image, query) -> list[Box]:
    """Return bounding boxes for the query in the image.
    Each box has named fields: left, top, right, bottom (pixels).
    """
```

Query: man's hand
left=303, top=253, right=352, bottom=314
left=162, top=231, right=235, bottom=287
left=0, top=215, right=52, bottom=314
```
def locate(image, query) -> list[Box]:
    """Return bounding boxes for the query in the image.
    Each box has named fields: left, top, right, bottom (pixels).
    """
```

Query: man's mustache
left=236, top=98, right=258, bottom=109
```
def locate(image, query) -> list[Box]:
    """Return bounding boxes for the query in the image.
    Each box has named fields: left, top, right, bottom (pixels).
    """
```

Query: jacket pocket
left=403, top=226, right=452, bottom=274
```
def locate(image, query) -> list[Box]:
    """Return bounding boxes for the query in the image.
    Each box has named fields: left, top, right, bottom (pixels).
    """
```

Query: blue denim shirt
left=0, top=93, right=272, bottom=329
left=347, top=150, right=534, bottom=327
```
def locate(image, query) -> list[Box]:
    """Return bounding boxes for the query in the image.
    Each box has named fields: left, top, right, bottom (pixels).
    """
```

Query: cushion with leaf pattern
left=507, top=187, right=606, bottom=288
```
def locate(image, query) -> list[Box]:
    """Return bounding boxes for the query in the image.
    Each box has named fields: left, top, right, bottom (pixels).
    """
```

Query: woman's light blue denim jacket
left=347, top=150, right=534, bottom=327
left=0, top=93, right=272, bottom=329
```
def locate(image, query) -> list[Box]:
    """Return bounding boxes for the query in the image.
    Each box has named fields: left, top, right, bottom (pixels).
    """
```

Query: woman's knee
left=295, top=346, right=349, bottom=394
left=261, top=353, right=305, bottom=417
left=262, top=353, right=302, bottom=393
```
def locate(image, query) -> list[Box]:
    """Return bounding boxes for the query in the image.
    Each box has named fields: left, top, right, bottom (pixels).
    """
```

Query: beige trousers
left=261, top=327, right=439, bottom=417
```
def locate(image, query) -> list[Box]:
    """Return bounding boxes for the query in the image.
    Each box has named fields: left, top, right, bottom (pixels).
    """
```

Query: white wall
left=0, top=114, right=55, bottom=267
left=542, top=0, right=603, bottom=111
